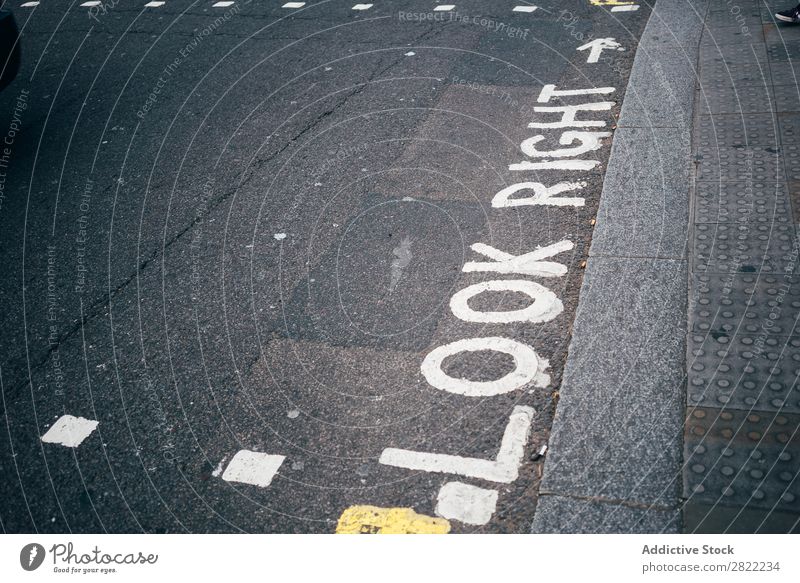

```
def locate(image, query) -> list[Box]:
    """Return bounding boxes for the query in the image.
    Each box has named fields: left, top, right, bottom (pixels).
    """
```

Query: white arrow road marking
left=379, top=406, right=536, bottom=483
left=577, top=37, right=623, bottom=63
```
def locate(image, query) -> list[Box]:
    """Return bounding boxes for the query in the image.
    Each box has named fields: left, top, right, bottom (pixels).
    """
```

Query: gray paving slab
left=687, top=333, right=800, bottom=412
left=538, top=257, right=686, bottom=507
left=684, top=407, right=800, bottom=513
left=690, top=272, right=800, bottom=337
left=637, top=0, right=707, bottom=50
left=532, top=494, right=681, bottom=534
left=590, top=127, right=690, bottom=259
left=617, top=48, right=698, bottom=128
left=684, top=502, right=800, bottom=533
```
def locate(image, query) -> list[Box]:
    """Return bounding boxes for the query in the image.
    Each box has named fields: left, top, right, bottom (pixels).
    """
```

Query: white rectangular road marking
left=433, top=4, right=455, bottom=11
left=379, top=406, right=535, bottom=483
left=352, top=3, right=373, bottom=9
left=282, top=1, right=306, bottom=7
left=80, top=1, right=101, bottom=6
left=436, top=482, right=499, bottom=525
left=144, top=1, right=165, bottom=6
left=21, top=1, right=40, bottom=6
left=212, top=1, right=235, bottom=6
left=611, top=5, right=639, bottom=11
left=41, top=415, right=99, bottom=448
left=221, top=450, right=285, bottom=488
left=512, top=5, right=537, bottom=12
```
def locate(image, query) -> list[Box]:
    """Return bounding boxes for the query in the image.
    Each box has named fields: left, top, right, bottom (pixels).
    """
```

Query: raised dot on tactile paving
left=287, top=409, right=300, bottom=419
left=721, top=466, right=735, bottom=476
left=782, top=492, right=796, bottom=503
left=752, top=490, right=766, bottom=500
left=750, top=469, right=764, bottom=479
left=723, top=486, right=735, bottom=496
left=748, top=431, right=762, bottom=441
left=692, top=464, right=706, bottom=474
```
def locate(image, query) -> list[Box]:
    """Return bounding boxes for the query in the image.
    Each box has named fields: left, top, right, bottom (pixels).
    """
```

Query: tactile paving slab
left=700, top=59, right=771, bottom=87
left=691, top=273, right=800, bottom=336
left=701, top=25, right=764, bottom=46
left=767, top=41, right=800, bottom=62
left=694, top=181, right=790, bottom=224
left=774, top=85, right=800, bottom=114
left=696, top=83, right=774, bottom=115
left=700, top=42, right=768, bottom=64
left=696, top=114, right=778, bottom=148
left=695, top=146, right=783, bottom=182
left=783, top=143, right=800, bottom=183
left=687, top=333, right=800, bottom=412
left=684, top=407, right=800, bottom=513
left=693, top=223, right=797, bottom=273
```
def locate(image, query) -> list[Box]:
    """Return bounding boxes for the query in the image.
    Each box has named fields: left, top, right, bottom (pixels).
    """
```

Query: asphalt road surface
left=0, top=0, right=650, bottom=533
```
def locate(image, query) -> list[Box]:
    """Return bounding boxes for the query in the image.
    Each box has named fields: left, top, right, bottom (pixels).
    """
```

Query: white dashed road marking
left=212, top=1, right=235, bottom=7
left=144, top=1, right=165, bottom=6
left=352, top=3, right=373, bottom=10
left=282, top=1, right=306, bottom=8
left=20, top=1, right=40, bottom=6
left=512, top=5, right=538, bottom=12
left=41, top=415, right=99, bottom=448
left=379, top=406, right=535, bottom=483
left=436, top=482, right=499, bottom=525
left=273, top=232, right=287, bottom=240
left=611, top=4, right=639, bottom=11
left=221, top=450, right=286, bottom=488
left=80, top=1, right=101, bottom=6
left=433, top=4, right=455, bottom=11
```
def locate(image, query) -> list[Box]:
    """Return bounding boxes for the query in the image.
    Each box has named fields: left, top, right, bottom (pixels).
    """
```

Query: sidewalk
left=532, top=0, right=800, bottom=534
left=683, top=0, right=800, bottom=533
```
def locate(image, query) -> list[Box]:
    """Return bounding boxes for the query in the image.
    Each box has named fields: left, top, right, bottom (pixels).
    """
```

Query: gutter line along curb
left=531, top=0, right=708, bottom=533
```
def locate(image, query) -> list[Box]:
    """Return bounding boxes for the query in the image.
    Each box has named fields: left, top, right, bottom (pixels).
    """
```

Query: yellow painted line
left=590, top=0, right=635, bottom=5
left=336, top=505, right=451, bottom=534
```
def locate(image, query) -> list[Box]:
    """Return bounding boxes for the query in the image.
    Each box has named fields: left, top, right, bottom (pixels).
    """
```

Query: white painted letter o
left=421, top=337, right=539, bottom=396
left=450, top=279, right=563, bottom=323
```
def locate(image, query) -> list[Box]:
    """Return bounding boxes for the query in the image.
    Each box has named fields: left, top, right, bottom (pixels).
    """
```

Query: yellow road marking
left=336, top=505, right=451, bottom=534
left=590, top=1, right=635, bottom=5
